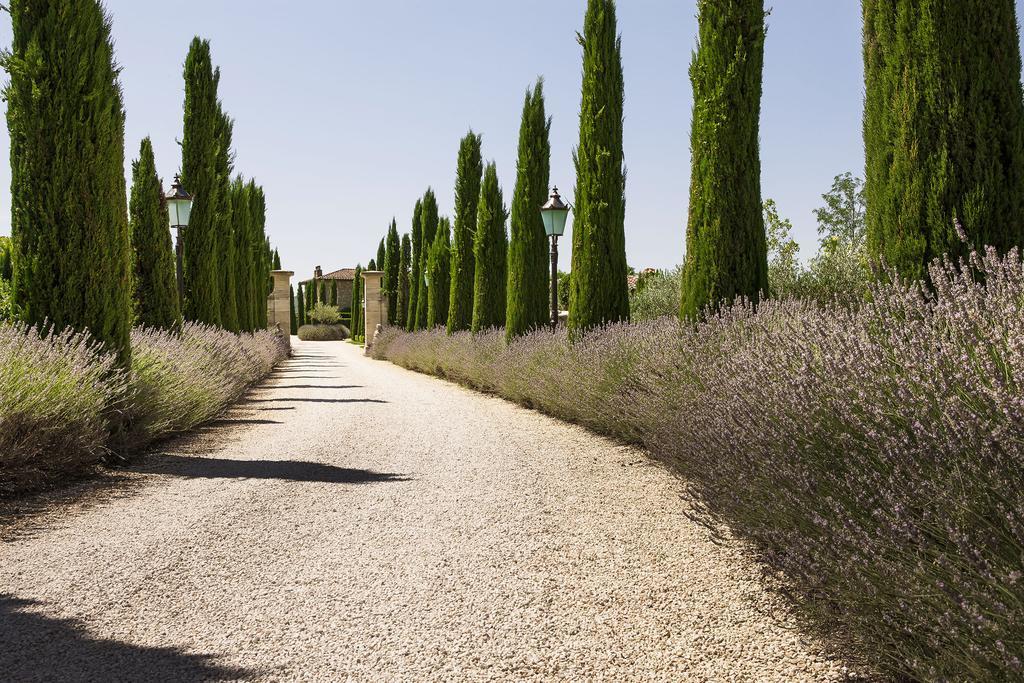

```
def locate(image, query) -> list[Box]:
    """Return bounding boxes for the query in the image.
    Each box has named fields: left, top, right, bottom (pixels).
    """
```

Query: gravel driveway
left=0, top=339, right=850, bottom=681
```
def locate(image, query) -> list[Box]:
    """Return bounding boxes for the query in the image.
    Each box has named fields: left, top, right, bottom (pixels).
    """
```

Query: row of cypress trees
left=3, top=1, right=275, bottom=367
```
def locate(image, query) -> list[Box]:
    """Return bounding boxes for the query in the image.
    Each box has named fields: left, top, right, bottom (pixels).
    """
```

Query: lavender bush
left=1, top=322, right=288, bottom=493
left=373, top=247, right=1024, bottom=680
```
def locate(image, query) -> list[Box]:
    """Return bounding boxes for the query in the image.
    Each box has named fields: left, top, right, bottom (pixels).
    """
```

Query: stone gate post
left=361, top=270, right=387, bottom=351
left=268, top=270, right=294, bottom=340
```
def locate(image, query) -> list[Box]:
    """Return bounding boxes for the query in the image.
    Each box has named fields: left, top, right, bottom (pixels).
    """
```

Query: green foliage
left=864, top=0, right=1024, bottom=280
left=764, top=199, right=803, bottom=298
left=3, top=0, right=134, bottom=364
left=558, top=270, right=571, bottom=311
left=296, top=283, right=306, bottom=327
left=248, top=182, right=270, bottom=329
left=397, top=234, right=411, bottom=326
left=0, top=279, right=13, bottom=322
left=507, top=79, right=552, bottom=340
left=448, top=131, right=483, bottom=334
left=297, top=324, right=347, bottom=341
left=289, top=285, right=298, bottom=335
left=569, top=0, right=629, bottom=332
left=320, top=280, right=327, bottom=306
left=680, top=0, right=768, bottom=320
left=230, top=178, right=253, bottom=331
left=376, top=238, right=386, bottom=275
left=367, top=259, right=376, bottom=271
left=407, top=200, right=423, bottom=331
left=629, top=267, right=683, bottom=321
left=472, top=163, right=508, bottom=332
left=427, top=218, right=451, bottom=329
left=130, top=138, right=181, bottom=330
left=273, top=249, right=281, bottom=270
left=215, top=105, right=238, bottom=332
left=0, top=236, right=12, bottom=281
left=350, top=264, right=363, bottom=340
left=180, top=38, right=222, bottom=326
left=308, top=302, right=341, bottom=325
left=330, top=280, right=338, bottom=307
left=383, top=220, right=400, bottom=324
left=416, top=188, right=439, bottom=330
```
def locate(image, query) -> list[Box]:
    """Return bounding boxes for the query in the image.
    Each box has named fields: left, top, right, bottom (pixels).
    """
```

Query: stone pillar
left=267, top=270, right=294, bottom=338
left=361, top=270, right=387, bottom=351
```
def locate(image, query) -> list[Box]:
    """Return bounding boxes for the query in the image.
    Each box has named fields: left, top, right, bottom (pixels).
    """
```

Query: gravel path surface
left=1, top=339, right=850, bottom=681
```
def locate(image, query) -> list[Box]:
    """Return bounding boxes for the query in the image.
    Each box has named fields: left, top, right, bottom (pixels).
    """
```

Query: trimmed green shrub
left=308, top=302, right=340, bottom=325
left=297, top=324, right=348, bottom=342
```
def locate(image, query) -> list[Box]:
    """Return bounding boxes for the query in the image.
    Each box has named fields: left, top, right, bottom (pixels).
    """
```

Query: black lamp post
left=165, top=175, right=193, bottom=305
left=540, top=187, right=571, bottom=331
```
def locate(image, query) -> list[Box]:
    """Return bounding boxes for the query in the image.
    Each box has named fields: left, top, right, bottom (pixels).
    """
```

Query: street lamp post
left=165, top=175, right=193, bottom=306
left=540, top=187, right=570, bottom=331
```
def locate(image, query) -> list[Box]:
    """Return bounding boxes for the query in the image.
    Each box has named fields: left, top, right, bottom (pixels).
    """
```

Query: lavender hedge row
left=372, top=247, right=1024, bottom=681
left=0, top=322, right=288, bottom=493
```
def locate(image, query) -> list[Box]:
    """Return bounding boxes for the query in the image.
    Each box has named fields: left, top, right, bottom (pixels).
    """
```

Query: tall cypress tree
left=416, top=188, right=439, bottom=329
left=4, top=0, right=133, bottom=363
left=331, top=280, right=338, bottom=307
left=320, top=280, right=327, bottom=306
left=680, top=0, right=768, bottom=319
left=231, top=177, right=253, bottom=331
left=407, top=200, right=423, bottom=331
left=472, top=163, right=508, bottom=333
left=214, top=104, right=238, bottom=331
left=367, top=259, right=377, bottom=271
left=507, top=79, right=552, bottom=339
left=448, top=132, right=484, bottom=333
left=289, top=285, right=298, bottom=334
left=181, top=38, right=222, bottom=326
left=130, top=138, right=181, bottom=330
left=350, top=264, right=363, bottom=337
left=397, top=234, right=412, bottom=326
left=569, top=0, right=629, bottom=332
left=383, top=219, right=401, bottom=324
left=248, top=183, right=270, bottom=329
left=376, top=238, right=386, bottom=274
left=864, top=0, right=1024, bottom=279
left=428, top=217, right=452, bottom=329
left=296, top=283, right=306, bottom=327
left=273, top=249, right=281, bottom=270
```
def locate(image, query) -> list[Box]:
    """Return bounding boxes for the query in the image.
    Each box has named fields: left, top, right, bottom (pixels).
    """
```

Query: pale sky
left=2, top=1, right=1023, bottom=280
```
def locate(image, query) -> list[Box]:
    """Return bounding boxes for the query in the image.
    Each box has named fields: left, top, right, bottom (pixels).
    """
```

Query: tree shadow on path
left=0, top=595, right=253, bottom=682
left=133, top=455, right=409, bottom=484
left=239, top=397, right=387, bottom=405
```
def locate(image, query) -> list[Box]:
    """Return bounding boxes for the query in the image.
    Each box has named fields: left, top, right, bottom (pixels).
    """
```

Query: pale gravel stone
left=0, top=339, right=850, bottom=682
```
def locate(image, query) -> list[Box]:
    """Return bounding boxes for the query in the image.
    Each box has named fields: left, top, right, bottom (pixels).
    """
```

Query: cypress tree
left=129, top=138, right=181, bottom=330
left=367, top=259, right=377, bottom=271
left=273, top=249, right=281, bottom=270
left=383, top=219, right=401, bottom=324
left=448, top=131, right=484, bottom=333
left=569, top=0, right=629, bottom=332
left=320, top=280, right=327, bottom=306
left=305, top=279, right=314, bottom=312
left=231, top=177, right=253, bottom=331
left=180, top=38, right=222, bottom=326
left=4, top=0, right=133, bottom=362
left=507, top=79, right=552, bottom=339
left=428, top=217, right=452, bottom=329
left=680, top=0, right=768, bottom=319
left=407, top=200, right=423, bottom=331
left=331, top=280, right=338, bottom=307
left=296, top=283, right=306, bottom=327
left=289, top=285, right=298, bottom=335
left=351, top=264, right=363, bottom=337
left=416, top=188, right=439, bottom=329
left=377, top=238, right=386, bottom=274
left=214, top=105, right=239, bottom=332
left=248, top=183, right=269, bottom=328
left=397, top=234, right=412, bottom=326
left=864, top=0, right=1024, bottom=279
left=472, top=163, right=508, bottom=332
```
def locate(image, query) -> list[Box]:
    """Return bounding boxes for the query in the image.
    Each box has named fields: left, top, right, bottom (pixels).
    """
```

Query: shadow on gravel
left=201, top=418, right=283, bottom=427
left=0, top=595, right=252, bottom=681
left=256, top=384, right=363, bottom=390
left=239, top=397, right=387, bottom=405
left=133, top=455, right=409, bottom=484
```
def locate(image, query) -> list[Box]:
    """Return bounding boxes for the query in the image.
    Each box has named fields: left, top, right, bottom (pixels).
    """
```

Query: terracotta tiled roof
left=320, top=268, right=356, bottom=281
left=627, top=274, right=640, bottom=291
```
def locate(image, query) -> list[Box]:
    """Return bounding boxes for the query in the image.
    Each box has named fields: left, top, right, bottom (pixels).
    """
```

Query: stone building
left=300, top=267, right=355, bottom=310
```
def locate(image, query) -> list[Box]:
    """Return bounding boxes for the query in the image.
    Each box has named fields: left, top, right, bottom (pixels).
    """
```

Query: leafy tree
left=427, top=217, right=451, bottom=329
left=0, top=236, right=12, bottom=281
left=4, top=0, right=133, bottom=362
left=558, top=270, right=571, bottom=311
left=630, top=267, right=683, bottom=321
left=569, top=0, right=629, bottom=332
left=289, top=285, right=298, bottom=334
left=180, top=38, right=222, bottom=326
left=764, top=199, right=802, bottom=298
left=864, top=0, right=1024, bottom=279
left=130, top=138, right=181, bottom=329
left=507, top=79, right=552, bottom=340
left=472, top=163, right=508, bottom=332
left=350, top=264, right=362, bottom=338
left=383, top=219, right=400, bottom=324
left=397, top=234, right=412, bottom=326
left=407, top=199, right=423, bottom=331
left=448, top=132, right=483, bottom=333
left=296, top=283, right=306, bottom=327
left=680, top=0, right=768, bottom=319
left=416, top=188, right=439, bottom=329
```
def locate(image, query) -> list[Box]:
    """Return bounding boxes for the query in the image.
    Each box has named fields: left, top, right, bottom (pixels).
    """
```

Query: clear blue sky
left=1, top=1, right=1023, bottom=280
